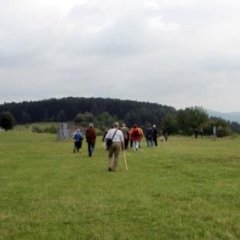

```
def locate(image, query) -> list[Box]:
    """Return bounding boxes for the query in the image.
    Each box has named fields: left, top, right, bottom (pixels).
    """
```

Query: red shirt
left=85, top=127, right=96, bottom=142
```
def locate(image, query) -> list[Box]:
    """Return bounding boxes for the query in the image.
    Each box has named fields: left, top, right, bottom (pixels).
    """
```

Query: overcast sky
left=0, top=0, right=240, bottom=112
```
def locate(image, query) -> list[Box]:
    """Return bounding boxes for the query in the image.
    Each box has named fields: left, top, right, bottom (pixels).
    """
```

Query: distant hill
left=0, top=97, right=176, bottom=126
left=207, top=110, right=240, bottom=123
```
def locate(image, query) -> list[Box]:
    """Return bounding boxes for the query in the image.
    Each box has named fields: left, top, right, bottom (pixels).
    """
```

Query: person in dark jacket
left=145, top=124, right=154, bottom=147
left=152, top=124, right=159, bottom=146
left=85, top=123, right=97, bottom=157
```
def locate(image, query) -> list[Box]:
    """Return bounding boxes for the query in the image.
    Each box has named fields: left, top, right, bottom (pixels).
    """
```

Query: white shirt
left=105, top=128, right=124, bottom=143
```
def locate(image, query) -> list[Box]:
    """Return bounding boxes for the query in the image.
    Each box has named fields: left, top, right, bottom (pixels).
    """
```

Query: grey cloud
left=0, top=0, right=240, bottom=112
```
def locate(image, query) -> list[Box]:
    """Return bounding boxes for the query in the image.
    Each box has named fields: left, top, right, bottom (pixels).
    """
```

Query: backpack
left=74, top=132, right=83, bottom=142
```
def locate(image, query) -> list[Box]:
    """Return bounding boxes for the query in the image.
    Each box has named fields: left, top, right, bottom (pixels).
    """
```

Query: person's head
left=121, top=123, right=126, bottom=127
left=113, top=122, right=119, bottom=128
left=133, top=124, right=137, bottom=128
left=89, top=123, right=94, bottom=128
left=153, top=124, right=156, bottom=128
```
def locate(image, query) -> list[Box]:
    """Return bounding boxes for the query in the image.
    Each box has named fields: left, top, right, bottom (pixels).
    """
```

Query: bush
left=0, top=112, right=16, bottom=131
left=32, top=125, right=57, bottom=134
left=217, top=126, right=232, bottom=137
left=32, top=125, right=44, bottom=133
left=44, top=125, right=57, bottom=134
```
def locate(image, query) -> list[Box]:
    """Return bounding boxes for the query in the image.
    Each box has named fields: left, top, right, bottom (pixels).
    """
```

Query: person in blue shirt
left=73, top=129, right=84, bottom=153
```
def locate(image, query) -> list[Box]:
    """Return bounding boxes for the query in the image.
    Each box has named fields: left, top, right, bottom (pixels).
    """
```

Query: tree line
left=0, top=97, right=240, bottom=136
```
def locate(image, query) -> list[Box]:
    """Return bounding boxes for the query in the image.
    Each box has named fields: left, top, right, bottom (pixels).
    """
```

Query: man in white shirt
left=105, top=122, right=125, bottom=171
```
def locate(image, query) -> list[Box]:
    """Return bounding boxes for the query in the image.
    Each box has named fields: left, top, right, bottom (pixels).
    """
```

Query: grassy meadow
left=0, top=130, right=240, bottom=240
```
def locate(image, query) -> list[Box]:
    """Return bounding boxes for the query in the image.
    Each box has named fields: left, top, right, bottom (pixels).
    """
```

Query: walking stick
left=122, top=151, right=128, bottom=171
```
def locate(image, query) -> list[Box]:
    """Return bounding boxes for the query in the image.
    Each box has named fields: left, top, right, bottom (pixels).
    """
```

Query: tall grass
left=0, top=131, right=240, bottom=239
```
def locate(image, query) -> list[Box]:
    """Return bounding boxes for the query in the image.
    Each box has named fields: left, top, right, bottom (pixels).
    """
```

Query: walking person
left=128, top=127, right=133, bottom=148
left=102, top=128, right=109, bottom=150
left=152, top=124, right=159, bottom=146
left=130, top=124, right=143, bottom=151
left=121, top=123, right=129, bottom=150
left=105, top=122, right=124, bottom=171
left=85, top=123, right=97, bottom=157
left=163, top=130, right=168, bottom=141
left=145, top=124, right=154, bottom=147
left=73, top=128, right=84, bottom=153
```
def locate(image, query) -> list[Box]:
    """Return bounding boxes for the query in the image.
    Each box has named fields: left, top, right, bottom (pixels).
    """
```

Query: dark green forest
left=0, top=97, right=240, bottom=136
left=0, top=97, right=175, bottom=125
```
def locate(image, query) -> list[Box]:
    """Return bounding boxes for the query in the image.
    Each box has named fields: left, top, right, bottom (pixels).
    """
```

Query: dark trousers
left=87, top=142, right=95, bottom=157
left=153, top=137, right=158, bottom=146
left=74, top=141, right=82, bottom=153
left=124, top=139, right=129, bottom=149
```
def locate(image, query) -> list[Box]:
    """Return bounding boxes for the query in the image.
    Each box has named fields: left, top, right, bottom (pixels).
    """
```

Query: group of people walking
left=73, top=123, right=96, bottom=157
left=73, top=122, right=168, bottom=172
left=108, top=123, right=167, bottom=150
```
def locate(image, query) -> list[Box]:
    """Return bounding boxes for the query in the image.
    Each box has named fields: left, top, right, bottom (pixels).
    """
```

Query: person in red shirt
left=85, top=123, right=97, bottom=157
left=129, top=124, right=143, bottom=151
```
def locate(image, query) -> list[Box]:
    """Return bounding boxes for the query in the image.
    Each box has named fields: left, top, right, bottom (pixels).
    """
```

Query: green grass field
left=0, top=131, right=240, bottom=240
